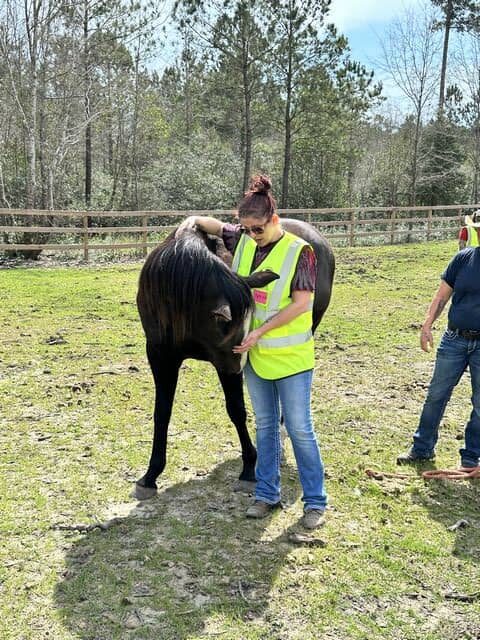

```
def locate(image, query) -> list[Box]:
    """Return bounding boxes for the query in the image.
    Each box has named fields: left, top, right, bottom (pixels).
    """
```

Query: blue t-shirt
left=442, top=248, right=480, bottom=330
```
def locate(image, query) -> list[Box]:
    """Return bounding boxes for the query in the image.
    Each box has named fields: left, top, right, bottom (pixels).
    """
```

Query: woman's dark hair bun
left=249, top=174, right=272, bottom=195
left=238, top=173, right=276, bottom=218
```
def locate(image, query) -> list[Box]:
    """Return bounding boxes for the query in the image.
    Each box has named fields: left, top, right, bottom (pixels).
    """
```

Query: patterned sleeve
left=222, top=223, right=243, bottom=254
left=291, top=246, right=316, bottom=292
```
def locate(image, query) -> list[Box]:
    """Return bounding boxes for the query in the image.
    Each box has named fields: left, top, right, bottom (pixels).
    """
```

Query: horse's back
left=281, top=218, right=335, bottom=331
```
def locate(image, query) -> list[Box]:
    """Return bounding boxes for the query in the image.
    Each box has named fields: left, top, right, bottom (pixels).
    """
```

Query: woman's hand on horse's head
left=175, top=216, right=197, bottom=238
left=176, top=216, right=224, bottom=239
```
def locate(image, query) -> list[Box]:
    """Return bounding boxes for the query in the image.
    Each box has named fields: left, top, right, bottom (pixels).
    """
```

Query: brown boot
left=302, top=509, right=325, bottom=530
left=246, top=500, right=281, bottom=519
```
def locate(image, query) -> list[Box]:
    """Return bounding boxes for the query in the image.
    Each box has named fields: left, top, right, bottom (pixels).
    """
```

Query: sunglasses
left=240, top=222, right=269, bottom=236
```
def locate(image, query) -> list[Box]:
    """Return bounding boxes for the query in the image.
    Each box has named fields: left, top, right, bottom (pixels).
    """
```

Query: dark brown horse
left=134, top=220, right=334, bottom=499
left=281, top=219, right=335, bottom=331
left=134, top=227, right=278, bottom=499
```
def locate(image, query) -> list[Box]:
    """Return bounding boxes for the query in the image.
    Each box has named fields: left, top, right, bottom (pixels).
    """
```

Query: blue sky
left=328, top=0, right=426, bottom=111
left=328, top=0, right=419, bottom=70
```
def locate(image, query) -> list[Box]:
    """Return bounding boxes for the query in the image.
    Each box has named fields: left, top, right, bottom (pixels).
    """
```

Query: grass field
left=1, top=240, right=479, bottom=640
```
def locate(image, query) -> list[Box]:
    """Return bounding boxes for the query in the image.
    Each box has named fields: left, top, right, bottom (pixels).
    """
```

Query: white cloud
left=328, top=0, right=420, bottom=31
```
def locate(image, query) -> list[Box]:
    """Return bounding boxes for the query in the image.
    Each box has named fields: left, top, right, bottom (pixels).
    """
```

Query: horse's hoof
left=132, top=483, right=158, bottom=500
left=233, top=479, right=256, bottom=493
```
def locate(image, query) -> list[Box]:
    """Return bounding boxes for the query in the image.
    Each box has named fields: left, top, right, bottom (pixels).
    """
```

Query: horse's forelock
left=139, top=232, right=252, bottom=345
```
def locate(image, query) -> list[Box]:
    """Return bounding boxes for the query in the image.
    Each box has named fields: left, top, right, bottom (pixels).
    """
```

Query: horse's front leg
left=217, top=370, right=257, bottom=493
left=134, top=343, right=181, bottom=500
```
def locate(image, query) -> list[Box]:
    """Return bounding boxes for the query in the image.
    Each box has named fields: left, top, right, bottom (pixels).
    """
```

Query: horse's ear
left=243, top=269, right=279, bottom=289
left=212, top=303, right=232, bottom=322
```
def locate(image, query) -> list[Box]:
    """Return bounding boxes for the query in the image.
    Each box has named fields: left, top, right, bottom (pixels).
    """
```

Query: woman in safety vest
left=458, top=210, right=480, bottom=250
left=177, top=175, right=327, bottom=530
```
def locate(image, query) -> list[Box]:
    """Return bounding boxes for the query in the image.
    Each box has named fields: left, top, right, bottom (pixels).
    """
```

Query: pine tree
left=431, top=0, right=479, bottom=113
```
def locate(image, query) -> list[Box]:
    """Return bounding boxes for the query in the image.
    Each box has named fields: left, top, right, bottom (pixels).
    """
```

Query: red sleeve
left=459, top=227, right=468, bottom=241
left=290, top=246, right=316, bottom=292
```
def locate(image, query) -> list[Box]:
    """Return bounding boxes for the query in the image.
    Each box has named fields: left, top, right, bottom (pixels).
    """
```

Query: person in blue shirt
left=397, top=248, right=480, bottom=469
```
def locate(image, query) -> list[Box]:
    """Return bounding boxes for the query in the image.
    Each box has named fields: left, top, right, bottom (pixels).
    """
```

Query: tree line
left=0, top=0, right=479, bottom=216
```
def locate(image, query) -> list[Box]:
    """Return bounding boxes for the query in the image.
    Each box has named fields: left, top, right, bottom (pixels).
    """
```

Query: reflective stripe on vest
left=466, top=226, right=480, bottom=247
left=263, top=238, right=304, bottom=313
left=257, top=329, right=313, bottom=348
left=232, top=230, right=314, bottom=379
left=231, top=232, right=250, bottom=272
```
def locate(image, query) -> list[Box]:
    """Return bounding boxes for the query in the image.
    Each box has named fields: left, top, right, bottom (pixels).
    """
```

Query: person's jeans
left=412, top=330, right=480, bottom=466
left=244, top=362, right=327, bottom=511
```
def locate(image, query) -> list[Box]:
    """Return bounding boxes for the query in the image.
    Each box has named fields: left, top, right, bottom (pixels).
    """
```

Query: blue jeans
left=244, top=362, right=327, bottom=511
left=412, top=330, right=480, bottom=466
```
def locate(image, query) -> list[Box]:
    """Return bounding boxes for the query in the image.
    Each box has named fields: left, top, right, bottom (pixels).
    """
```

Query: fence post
left=390, top=209, right=396, bottom=244
left=142, top=214, right=148, bottom=257
left=82, top=213, right=89, bottom=262
left=349, top=210, right=356, bottom=246
left=426, top=209, right=432, bottom=241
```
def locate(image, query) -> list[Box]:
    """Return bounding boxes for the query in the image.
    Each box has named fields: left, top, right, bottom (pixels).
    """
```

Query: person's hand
left=420, top=326, right=433, bottom=352
left=233, top=328, right=263, bottom=354
left=175, top=216, right=197, bottom=238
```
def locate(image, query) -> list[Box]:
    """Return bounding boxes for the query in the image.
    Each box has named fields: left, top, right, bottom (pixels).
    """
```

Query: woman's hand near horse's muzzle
left=233, top=328, right=263, bottom=353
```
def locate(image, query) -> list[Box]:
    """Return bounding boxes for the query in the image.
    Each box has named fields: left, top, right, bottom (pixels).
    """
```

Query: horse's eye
left=220, top=321, right=231, bottom=335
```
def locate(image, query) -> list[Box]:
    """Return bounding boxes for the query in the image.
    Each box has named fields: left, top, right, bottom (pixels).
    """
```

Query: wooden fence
left=1, top=204, right=479, bottom=261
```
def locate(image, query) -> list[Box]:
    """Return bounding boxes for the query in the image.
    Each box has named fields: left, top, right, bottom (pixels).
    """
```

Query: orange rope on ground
left=365, top=466, right=480, bottom=482
left=422, top=466, right=480, bottom=480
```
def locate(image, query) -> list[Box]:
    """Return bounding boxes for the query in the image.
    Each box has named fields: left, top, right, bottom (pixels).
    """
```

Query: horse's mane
left=138, top=230, right=253, bottom=344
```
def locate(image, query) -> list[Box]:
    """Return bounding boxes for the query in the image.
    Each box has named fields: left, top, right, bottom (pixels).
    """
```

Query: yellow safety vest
left=232, top=230, right=314, bottom=380
left=466, top=226, right=480, bottom=247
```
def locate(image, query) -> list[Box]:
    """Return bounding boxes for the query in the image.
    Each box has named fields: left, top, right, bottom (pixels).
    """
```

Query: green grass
left=1, top=240, right=480, bottom=640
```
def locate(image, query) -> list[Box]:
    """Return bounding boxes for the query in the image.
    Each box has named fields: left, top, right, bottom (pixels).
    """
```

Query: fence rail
left=1, top=205, right=479, bottom=261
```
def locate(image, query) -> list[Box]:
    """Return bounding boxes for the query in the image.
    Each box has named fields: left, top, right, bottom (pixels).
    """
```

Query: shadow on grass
left=411, top=472, right=480, bottom=559
left=54, top=460, right=305, bottom=639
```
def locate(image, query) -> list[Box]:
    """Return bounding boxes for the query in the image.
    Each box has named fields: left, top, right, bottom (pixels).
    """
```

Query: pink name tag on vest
left=253, top=289, right=268, bottom=304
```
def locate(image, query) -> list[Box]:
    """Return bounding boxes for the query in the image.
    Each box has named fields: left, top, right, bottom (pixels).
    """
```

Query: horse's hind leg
left=134, top=342, right=181, bottom=500
left=217, top=370, right=257, bottom=492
